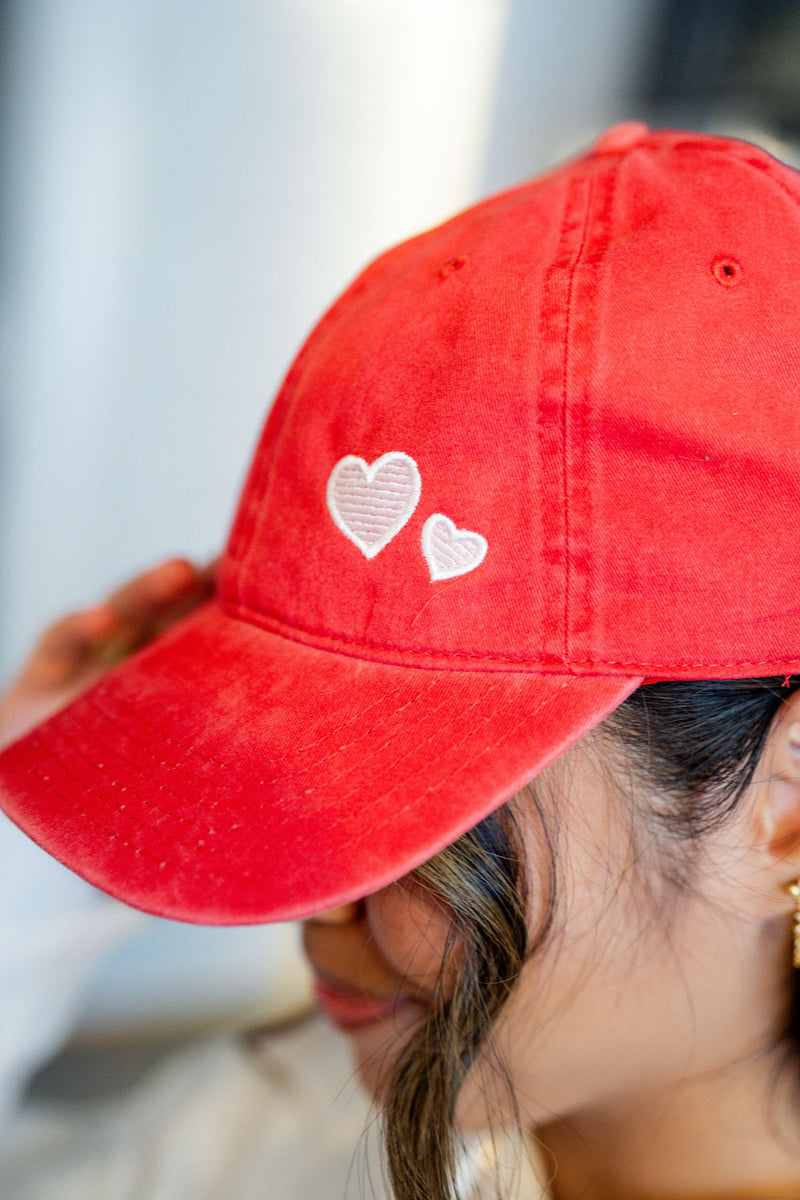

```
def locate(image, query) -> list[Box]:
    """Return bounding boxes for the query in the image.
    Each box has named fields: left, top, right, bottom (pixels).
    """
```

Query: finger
left=28, top=606, right=120, bottom=688
left=37, top=606, right=118, bottom=656
left=106, top=557, right=202, bottom=626
left=104, top=557, right=217, bottom=653
left=149, top=576, right=216, bottom=639
left=12, top=557, right=216, bottom=698
left=194, top=553, right=220, bottom=596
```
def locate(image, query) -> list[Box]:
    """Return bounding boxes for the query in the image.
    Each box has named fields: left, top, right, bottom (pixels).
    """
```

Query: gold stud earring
left=788, top=881, right=800, bottom=969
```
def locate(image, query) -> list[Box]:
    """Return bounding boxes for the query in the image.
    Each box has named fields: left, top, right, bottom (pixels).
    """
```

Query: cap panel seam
left=538, top=176, right=593, bottom=660
left=560, top=171, right=613, bottom=663
left=565, top=162, right=618, bottom=665
left=560, top=185, right=591, bottom=662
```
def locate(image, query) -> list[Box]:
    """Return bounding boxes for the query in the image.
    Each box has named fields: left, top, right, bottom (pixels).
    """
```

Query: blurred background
left=0, top=0, right=798, bottom=1184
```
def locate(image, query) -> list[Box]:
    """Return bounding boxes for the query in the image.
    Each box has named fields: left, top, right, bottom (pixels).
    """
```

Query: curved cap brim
left=0, top=603, right=640, bottom=923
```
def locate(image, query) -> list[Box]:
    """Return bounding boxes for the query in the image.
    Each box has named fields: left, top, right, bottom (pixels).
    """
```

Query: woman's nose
left=309, top=900, right=362, bottom=925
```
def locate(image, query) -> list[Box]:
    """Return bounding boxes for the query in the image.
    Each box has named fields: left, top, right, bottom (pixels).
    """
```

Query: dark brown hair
left=378, top=677, right=800, bottom=1200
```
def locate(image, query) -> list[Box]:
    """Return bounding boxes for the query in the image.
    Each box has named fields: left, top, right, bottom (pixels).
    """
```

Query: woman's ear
left=754, top=690, right=800, bottom=865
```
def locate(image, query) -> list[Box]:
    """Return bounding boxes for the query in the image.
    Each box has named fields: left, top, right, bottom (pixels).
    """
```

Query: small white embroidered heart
left=421, top=513, right=487, bottom=581
left=327, top=452, right=422, bottom=559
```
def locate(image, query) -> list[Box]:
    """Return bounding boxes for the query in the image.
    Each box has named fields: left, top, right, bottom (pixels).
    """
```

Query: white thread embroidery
left=421, top=513, right=487, bottom=581
left=327, top=452, right=422, bottom=559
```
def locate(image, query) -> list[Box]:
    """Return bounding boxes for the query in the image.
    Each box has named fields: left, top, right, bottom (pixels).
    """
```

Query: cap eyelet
left=438, top=255, right=468, bottom=280
left=711, top=257, right=743, bottom=287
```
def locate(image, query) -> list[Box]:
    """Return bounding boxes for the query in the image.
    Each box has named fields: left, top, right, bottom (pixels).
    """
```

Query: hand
left=0, top=558, right=217, bottom=751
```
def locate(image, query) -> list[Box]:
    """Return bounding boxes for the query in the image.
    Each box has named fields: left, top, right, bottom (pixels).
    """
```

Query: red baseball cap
left=2, top=122, right=800, bottom=924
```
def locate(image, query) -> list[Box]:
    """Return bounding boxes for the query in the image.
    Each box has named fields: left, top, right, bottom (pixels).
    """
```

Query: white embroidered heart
left=327, top=452, right=421, bottom=559
left=421, top=513, right=487, bottom=581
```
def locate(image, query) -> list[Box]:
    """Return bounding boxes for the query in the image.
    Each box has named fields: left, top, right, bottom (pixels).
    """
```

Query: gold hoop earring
left=788, top=881, right=800, bottom=969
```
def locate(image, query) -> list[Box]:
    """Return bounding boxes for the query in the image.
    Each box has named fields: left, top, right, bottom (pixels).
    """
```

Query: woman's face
left=301, top=726, right=785, bottom=1131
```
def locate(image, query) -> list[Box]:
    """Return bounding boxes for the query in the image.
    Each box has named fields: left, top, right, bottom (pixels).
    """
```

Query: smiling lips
left=312, top=976, right=423, bottom=1032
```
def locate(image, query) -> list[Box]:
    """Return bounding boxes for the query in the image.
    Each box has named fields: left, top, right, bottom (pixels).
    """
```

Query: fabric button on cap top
left=591, top=121, right=650, bottom=152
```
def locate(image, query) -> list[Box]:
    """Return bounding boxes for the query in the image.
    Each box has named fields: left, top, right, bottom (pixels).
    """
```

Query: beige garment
left=460, top=1128, right=550, bottom=1199
left=0, top=1012, right=550, bottom=1199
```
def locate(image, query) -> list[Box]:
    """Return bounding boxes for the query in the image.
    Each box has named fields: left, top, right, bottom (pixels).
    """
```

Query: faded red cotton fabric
left=0, top=124, right=799, bottom=923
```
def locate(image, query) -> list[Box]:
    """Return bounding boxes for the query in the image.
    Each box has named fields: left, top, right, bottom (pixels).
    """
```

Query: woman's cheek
left=366, top=881, right=455, bottom=996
